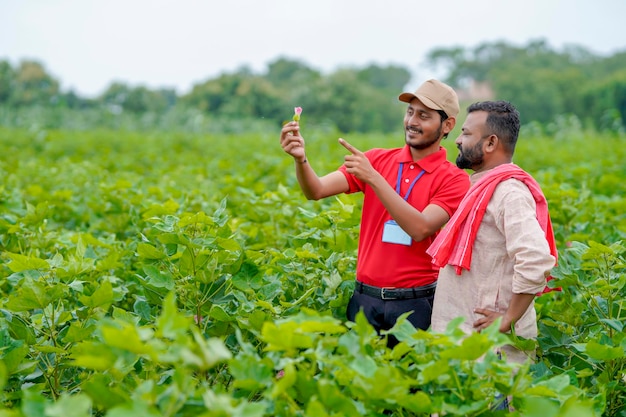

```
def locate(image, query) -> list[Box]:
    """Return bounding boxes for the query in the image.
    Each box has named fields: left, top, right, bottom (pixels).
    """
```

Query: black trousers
left=346, top=290, right=434, bottom=347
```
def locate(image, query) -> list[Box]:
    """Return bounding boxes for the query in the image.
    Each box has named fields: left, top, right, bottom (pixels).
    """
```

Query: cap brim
left=398, top=93, right=443, bottom=111
left=398, top=92, right=415, bottom=103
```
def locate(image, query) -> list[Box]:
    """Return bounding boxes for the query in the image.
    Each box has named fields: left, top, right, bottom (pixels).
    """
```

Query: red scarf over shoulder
left=426, top=163, right=559, bottom=293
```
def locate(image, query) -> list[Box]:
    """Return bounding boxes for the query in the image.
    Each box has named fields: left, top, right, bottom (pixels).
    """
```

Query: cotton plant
left=293, top=107, right=302, bottom=122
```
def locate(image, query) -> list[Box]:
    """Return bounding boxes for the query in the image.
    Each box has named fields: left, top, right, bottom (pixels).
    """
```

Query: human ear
left=443, top=117, right=456, bottom=134
left=483, top=134, right=498, bottom=152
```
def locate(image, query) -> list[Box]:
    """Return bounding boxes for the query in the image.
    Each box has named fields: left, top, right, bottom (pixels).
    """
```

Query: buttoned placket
left=396, top=163, right=425, bottom=201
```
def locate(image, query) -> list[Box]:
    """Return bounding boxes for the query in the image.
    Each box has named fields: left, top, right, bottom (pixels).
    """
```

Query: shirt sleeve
left=495, top=180, right=556, bottom=294
left=338, top=164, right=364, bottom=194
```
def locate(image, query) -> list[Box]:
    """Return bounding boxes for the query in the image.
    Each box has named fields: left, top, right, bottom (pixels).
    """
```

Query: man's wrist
left=499, top=318, right=513, bottom=333
left=297, top=158, right=308, bottom=164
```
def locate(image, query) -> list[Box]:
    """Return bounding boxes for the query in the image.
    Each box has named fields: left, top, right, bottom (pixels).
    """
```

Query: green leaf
left=201, top=390, right=266, bottom=417
left=295, top=248, right=320, bottom=260
left=6, top=253, right=50, bottom=272
left=155, top=292, right=190, bottom=340
left=20, top=389, right=47, bottom=417
left=63, top=322, right=96, bottom=343
left=78, top=279, right=114, bottom=309
left=44, top=393, right=92, bottom=417
left=106, top=400, right=162, bottom=417
left=599, top=318, right=624, bottom=333
left=142, top=264, right=174, bottom=290
left=34, top=344, right=66, bottom=354
left=584, top=340, right=624, bottom=360
left=508, top=328, right=538, bottom=352
left=305, top=399, right=330, bottom=417
left=70, top=341, right=118, bottom=371
left=401, top=391, right=433, bottom=414
left=385, top=311, right=419, bottom=344
left=111, top=306, right=141, bottom=325
left=345, top=310, right=378, bottom=346
left=142, top=200, right=180, bottom=218
left=261, top=322, right=314, bottom=352
left=229, top=354, right=273, bottom=391
left=518, top=397, right=560, bottom=417
left=136, top=242, right=165, bottom=260
left=418, top=359, right=450, bottom=384
left=349, top=355, right=377, bottom=378
left=317, top=378, right=360, bottom=414
left=179, top=211, right=214, bottom=228
left=75, top=235, right=87, bottom=260
left=255, top=300, right=278, bottom=314
left=6, top=314, right=37, bottom=345
left=5, top=279, right=65, bottom=311
left=81, top=374, right=129, bottom=409
left=281, top=309, right=346, bottom=334
left=209, top=304, right=235, bottom=322
left=157, top=232, right=190, bottom=246
left=2, top=344, right=34, bottom=375
left=191, top=328, right=232, bottom=369
left=133, top=299, right=152, bottom=321
left=439, top=332, right=494, bottom=361
left=217, top=236, right=242, bottom=252
left=101, top=321, right=154, bottom=356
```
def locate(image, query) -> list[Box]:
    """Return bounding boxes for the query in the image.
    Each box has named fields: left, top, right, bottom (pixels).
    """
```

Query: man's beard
left=456, top=142, right=484, bottom=169
left=406, top=124, right=442, bottom=150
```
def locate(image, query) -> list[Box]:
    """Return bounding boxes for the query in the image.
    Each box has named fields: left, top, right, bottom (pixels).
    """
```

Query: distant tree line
left=1, top=38, right=625, bottom=133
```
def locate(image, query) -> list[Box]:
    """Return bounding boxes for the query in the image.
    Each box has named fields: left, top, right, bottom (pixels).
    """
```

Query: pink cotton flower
left=293, top=107, right=302, bottom=122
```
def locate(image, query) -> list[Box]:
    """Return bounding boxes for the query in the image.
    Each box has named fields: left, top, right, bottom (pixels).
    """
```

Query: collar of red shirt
left=395, top=145, right=448, bottom=173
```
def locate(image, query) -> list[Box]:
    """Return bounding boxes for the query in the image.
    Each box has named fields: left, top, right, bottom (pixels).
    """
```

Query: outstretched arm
left=280, top=121, right=349, bottom=200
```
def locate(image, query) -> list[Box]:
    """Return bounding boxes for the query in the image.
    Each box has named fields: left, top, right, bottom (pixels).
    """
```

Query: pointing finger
left=338, top=138, right=362, bottom=155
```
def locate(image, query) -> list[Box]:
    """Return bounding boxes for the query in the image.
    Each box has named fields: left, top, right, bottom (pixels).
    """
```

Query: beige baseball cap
left=398, top=79, right=460, bottom=118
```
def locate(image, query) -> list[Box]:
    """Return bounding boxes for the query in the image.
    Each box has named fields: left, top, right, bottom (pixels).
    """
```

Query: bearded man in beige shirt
left=427, top=100, right=558, bottom=364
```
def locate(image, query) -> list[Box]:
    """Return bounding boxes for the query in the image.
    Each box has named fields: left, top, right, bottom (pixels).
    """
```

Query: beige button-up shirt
left=431, top=170, right=556, bottom=363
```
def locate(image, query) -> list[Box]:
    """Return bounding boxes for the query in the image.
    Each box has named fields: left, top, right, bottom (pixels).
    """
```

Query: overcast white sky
left=2, top=0, right=625, bottom=98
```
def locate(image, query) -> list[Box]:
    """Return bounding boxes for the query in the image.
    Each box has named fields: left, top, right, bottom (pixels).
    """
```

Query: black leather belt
left=355, top=281, right=437, bottom=300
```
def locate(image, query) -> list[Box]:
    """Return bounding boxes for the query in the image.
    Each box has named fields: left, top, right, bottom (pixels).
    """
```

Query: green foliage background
left=1, top=39, right=625, bottom=134
left=0, top=118, right=624, bottom=415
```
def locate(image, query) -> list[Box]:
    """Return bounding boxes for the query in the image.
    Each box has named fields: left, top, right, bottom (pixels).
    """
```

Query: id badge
left=382, top=220, right=412, bottom=246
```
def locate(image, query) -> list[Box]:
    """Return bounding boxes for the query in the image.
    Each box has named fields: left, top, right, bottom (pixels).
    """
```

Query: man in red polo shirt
left=280, top=79, right=470, bottom=346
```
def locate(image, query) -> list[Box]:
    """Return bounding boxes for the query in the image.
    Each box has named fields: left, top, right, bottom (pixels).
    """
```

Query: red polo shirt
left=339, top=145, right=469, bottom=288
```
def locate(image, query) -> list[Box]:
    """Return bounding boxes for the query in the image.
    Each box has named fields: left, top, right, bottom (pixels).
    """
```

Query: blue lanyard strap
left=395, top=163, right=426, bottom=201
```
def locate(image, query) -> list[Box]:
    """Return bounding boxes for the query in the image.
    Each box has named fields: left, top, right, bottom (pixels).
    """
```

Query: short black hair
left=467, top=101, right=520, bottom=154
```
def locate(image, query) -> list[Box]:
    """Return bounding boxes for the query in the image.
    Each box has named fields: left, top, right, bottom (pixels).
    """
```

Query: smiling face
left=403, top=99, right=446, bottom=152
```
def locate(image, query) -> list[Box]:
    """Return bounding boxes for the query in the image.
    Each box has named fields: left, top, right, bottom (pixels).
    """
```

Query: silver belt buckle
left=381, top=287, right=395, bottom=300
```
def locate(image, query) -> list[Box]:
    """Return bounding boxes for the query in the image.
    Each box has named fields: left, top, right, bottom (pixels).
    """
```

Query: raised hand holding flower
left=293, top=107, right=302, bottom=122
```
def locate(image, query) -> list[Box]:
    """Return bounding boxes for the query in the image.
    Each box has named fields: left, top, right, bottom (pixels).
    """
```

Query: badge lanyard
left=395, top=163, right=425, bottom=201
